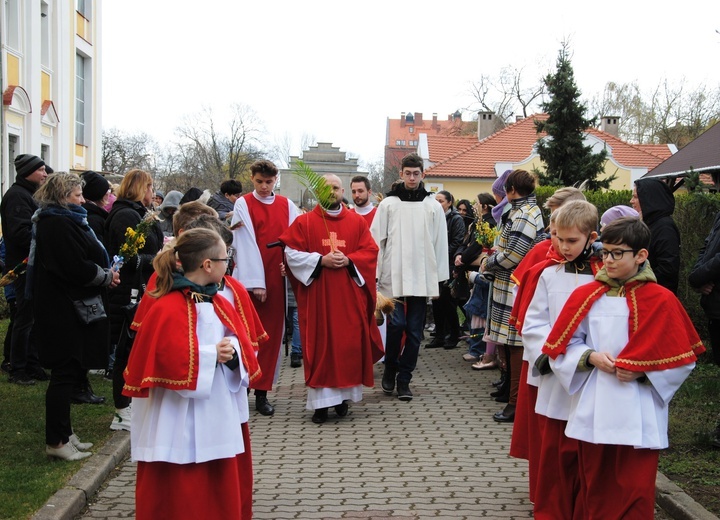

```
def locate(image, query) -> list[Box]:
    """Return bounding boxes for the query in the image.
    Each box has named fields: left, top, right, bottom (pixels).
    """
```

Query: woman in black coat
left=32, top=173, right=120, bottom=460
left=103, top=169, right=163, bottom=431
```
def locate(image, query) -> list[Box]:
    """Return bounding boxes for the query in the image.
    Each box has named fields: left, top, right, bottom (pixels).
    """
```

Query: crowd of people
left=0, top=150, right=717, bottom=518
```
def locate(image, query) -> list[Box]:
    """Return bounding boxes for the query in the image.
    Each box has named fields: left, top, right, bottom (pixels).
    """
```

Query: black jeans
left=46, top=357, right=84, bottom=445
left=709, top=318, right=720, bottom=366
left=9, top=275, right=41, bottom=375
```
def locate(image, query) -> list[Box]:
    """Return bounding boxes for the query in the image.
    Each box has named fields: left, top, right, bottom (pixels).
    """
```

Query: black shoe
left=103, top=369, right=113, bottom=381
left=381, top=367, right=396, bottom=395
left=290, top=353, right=302, bottom=368
left=255, top=395, right=275, bottom=416
left=491, top=377, right=505, bottom=388
left=312, top=407, right=328, bottom=424
left=9, top=372, right=36, bottom=386
left=335, top=401, right=349, bottom=417
left=490, top=388, right=506, bottom=398
left=443, top=338, right=459, bottom=349
left=493, top=404, right=515, bottom=423
left=396, top=381, right=413, bottom=401
left=426, top=338, right=445, bottom=349
left=0, top=360, right=11, bottom=374
left=28, top=368, right=49, bottom=381
left=71, top=390, right=106, bottom=405
left=495, top=394, right=509, bottom=403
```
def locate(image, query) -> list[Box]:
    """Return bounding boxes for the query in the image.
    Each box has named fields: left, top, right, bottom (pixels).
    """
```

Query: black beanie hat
left=81, top=171, right=111, bottom=202
left=14, top=154, right=45, bottom=178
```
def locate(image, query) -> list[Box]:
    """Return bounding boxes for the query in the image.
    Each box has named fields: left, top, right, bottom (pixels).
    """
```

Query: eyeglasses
left=209, top=257, right=231, bottom=265
left=599, top=249, right=636, bottom=260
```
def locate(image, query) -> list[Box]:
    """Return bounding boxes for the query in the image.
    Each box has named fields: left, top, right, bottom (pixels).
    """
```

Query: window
left=41, top=144, right=50, bottom=164
left=5, top=0, right=20, bottom=50
left=41, top=2, right=50, bottom=67
left=409, top=127, right=414, bottom=134
left=8, top=135, right=19, bottom=177
left=75, top=54, right=86, bottom=145
left=76, top=0, right=89, bottom=18
left=395, top=140, right=406, bottom=146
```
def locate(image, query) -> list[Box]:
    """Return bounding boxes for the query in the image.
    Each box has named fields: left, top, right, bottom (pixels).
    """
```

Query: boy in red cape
left=542, top=217, right=704, bottom=519
left=279, top=174, right=383, bottom=424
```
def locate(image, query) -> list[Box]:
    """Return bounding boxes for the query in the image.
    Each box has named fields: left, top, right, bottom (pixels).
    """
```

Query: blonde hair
left=172, top=201, right=218, bottom=236
left=553, top=200, right=598, bottom=235
left=544, top=187, right=586, bottom=210
left=150, top=228, right=224, bottom=298
left=117, top=169, right=153, bottom=202
left=34, top=173, right=83, bottom=208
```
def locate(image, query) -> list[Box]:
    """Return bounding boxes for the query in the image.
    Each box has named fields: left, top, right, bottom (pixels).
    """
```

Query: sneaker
left=110, top=406, right=132, bottom=431
left=290, top=353, right=302, bottom=368
left=46, top=442, right=92, bottom=461
left=9, top=372, right=36, bottom=386
left=396, top=381, right=413, bottom=401
left=463, top=353, right=480, bottom=362
left=381, top=367, right=396, bottom=395
left=69, top=433, right=93, bottom=451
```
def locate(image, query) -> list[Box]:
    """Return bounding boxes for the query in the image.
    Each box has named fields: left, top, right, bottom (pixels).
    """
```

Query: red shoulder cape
left=123, top=289, right=261, bottom=397
left=542, top=280, right=705, bottom=371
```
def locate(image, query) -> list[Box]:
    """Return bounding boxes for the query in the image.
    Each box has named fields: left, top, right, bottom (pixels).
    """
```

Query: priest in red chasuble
left=280, top=174, right=384, bottom=424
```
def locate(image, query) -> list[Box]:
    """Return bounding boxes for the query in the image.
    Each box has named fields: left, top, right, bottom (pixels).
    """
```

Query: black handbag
left=72, top=295, right=107, bottom=325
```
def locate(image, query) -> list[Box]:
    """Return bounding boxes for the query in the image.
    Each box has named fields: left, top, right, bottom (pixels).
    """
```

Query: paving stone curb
left=31, top=432, right=130, bottom=520
left=656, top=472, right=719, bottom=520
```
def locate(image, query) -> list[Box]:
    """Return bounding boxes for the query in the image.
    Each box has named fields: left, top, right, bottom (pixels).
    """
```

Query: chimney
left=600, top=116, right=620, bottom=137
left=477, top=111, right=496, bottom=141
left=400, top=112, right=406, bottom=128
left=414, top=112, right=423, bottom=126
left=432, top=113, right=438, bottom=129
left=516, top=115, right=525, bottom=122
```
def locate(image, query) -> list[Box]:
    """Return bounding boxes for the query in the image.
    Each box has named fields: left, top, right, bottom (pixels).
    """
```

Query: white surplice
left=131, top=302, right=250, bottom=464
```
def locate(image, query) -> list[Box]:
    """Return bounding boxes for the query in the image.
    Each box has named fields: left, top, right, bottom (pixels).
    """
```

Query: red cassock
left=243, top=193, right=290, bottom=390
left=280, top=206, right=384, bottom=390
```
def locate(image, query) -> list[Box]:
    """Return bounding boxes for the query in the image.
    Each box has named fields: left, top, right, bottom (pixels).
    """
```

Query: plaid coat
left=483, top=195, right=544, bottom=346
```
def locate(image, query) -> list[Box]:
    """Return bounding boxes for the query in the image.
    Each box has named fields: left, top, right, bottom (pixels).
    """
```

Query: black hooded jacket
left=636, top=179, right=680, bottom=293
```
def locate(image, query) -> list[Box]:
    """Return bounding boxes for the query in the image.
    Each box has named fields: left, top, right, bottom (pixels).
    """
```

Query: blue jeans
left=289, top=307, right=301, bottom=355
left=385, top=297, right=426, bottom=383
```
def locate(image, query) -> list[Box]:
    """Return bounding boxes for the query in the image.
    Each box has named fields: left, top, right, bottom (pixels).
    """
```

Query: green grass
left=0, top=319, right=117, bottom=520
left=659, top=357, right=720, bottom=516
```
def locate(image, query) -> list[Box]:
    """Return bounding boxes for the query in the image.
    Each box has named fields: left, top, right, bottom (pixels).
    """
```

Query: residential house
left=1, top=0, right=102, bottom=195
left=642, top=121, right=720, bottom=192
left=418, top=113, right=675, bottom=201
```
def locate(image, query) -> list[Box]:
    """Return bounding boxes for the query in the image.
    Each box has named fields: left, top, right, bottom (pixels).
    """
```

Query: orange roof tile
left=425, top=114, right=670, bottom=178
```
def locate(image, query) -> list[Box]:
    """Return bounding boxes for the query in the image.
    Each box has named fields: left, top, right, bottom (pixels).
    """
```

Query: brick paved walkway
left=78, top=338, right=536, bottom=519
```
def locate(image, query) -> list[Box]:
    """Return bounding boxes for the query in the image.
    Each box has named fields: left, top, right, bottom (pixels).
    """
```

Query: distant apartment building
left=1, top=0, right=102, bottom=195
left=384, top=111, right=472, bottom=171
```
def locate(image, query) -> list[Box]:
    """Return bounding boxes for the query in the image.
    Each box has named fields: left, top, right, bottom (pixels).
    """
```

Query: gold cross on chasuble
left=322, top=231, right=346, bottom=252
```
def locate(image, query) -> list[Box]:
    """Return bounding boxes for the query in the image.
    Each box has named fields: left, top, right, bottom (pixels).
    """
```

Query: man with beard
left=280, top=175, right=383, bottom=423
left=350, top=175, right=376, bottom=226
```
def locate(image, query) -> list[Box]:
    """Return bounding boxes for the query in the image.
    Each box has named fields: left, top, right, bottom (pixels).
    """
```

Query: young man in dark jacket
left=630, top=178, right=680, bottom=293
left=0, top=154, right=49, bottom=384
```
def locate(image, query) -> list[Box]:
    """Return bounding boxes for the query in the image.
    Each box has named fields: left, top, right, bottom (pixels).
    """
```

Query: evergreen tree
left=535, top=43, right=612, bottom=190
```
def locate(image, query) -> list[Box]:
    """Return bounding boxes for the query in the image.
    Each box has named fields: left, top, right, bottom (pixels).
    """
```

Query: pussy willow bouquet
left=119, top=212, right=155, bottom=260
left=475, top=220, right=499, bottom=249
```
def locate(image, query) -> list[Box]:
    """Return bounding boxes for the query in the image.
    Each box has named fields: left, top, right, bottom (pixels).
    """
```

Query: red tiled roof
left=425, top=114, right=670, bottom=178
left=386, top=113, right=471, bottom=145
left=426, top=135, right=477, bottom=163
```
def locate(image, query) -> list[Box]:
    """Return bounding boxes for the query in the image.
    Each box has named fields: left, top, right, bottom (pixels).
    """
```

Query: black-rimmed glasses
left=599, top=249, right=636, bottom=260
left=209, top=257, right=231, bottom=265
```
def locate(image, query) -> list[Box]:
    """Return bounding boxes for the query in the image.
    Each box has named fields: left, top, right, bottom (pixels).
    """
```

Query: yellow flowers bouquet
left=475, top=220, right=500, bottom=249
left=119, top=213, right=155, bottom=260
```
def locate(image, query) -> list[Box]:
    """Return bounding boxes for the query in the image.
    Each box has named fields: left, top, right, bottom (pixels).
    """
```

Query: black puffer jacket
left=689, top=210, right=720, bottom=319
left=636, top=179, right=680, bottom=293
left=0, top=177, right=39, bottom=268
left=445, top=207, right=466, bottom=267
left=103, top=199, right=164, bottom=342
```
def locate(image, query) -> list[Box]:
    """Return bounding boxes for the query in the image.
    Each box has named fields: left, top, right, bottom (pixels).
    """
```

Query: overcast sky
left=102, top=1, right=720, bottom=167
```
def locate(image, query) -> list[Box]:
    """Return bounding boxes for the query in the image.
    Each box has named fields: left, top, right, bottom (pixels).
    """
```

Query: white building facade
left=1, top=0, right=101, bottom=195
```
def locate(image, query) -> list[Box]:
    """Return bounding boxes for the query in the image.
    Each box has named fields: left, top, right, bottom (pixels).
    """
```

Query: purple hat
left=492, top=169, right=512, bottom=197
left=601, top=205, right=639, bottom=227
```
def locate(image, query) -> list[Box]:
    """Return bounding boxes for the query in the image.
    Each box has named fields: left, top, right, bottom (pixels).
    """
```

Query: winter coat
left=207, top=191, right=235, bottom=220
left=33, top=206, right=112, bottom=369
left=156, top=190, right=183, bottom=237
left=0, top=177, right=39, bottom=268
left=689, top=210, right=720, bottom=319
left=82, top=202, right=109, bottom=244
left=104, top=198, right=164, bottom=342
left=636, top=179, right=681, bottom=293
left=445, top=207, right=466, bottom=268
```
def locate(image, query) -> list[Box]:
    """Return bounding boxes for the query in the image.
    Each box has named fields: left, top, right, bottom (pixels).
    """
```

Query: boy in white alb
left=521, top=201, right=601, bottom=519
left=542, top=217, right=704, bottom=519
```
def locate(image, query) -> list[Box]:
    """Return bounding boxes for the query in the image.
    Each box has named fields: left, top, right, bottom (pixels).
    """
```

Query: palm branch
left=292, top=160, right=334, bottom=210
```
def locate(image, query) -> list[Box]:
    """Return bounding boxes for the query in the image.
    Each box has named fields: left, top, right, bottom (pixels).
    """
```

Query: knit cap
left=14, top=154, right=45, bottom=178
left=81, top=171, right=111, bottom=202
